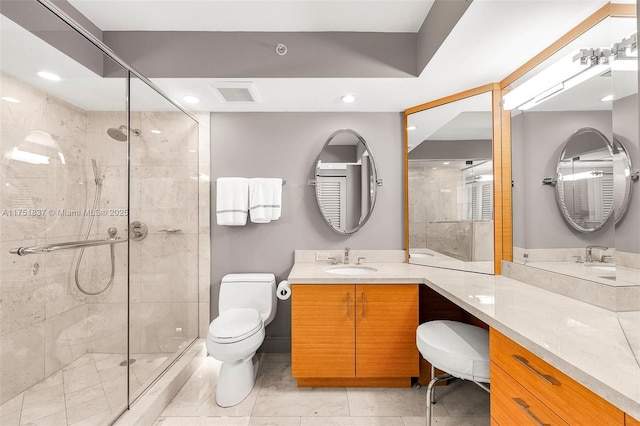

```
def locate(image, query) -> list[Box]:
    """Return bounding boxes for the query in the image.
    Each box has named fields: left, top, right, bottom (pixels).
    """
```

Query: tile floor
left=154, top=353, right=490, bottom=426
left=0, top=352, right=170, bottom=426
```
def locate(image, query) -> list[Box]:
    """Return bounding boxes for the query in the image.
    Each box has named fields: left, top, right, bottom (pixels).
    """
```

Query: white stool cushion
left=416, top=320, right=490, bottom=383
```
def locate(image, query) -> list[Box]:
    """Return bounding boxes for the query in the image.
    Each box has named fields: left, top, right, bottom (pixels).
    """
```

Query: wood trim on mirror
left=403, top=83, right=507, bottom=274
left=501, top=2, right=637, bottom=89
left=404, top=83, right=498, bottom=115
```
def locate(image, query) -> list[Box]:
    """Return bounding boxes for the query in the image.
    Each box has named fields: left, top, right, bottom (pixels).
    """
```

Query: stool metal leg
left=425, top=373, right=453, bottom=426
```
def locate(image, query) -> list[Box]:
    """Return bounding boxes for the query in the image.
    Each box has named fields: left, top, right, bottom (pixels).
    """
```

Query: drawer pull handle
left=346, top=293, right=350, bottom=317
left=512, top=355, right=559, bottom=385
left=512, top=398, right=551, bottom=426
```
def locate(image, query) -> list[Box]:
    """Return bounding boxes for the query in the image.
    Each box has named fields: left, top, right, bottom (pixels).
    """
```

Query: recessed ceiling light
left=37, top=71, right=62, bottom=81
left=341, top=94, right=356, bottom=103
left=183, top=95, right=200, bottom=104
left=2, top=96, right=20, bottom=103
left=407, top=126, right=416, bottom=131
left=600, top=94, right=613, bottom=102
left=150, top=129, right=162, bottom=134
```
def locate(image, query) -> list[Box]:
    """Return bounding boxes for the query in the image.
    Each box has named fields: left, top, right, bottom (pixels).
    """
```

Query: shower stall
left=0, top=2, right=200, bottom=425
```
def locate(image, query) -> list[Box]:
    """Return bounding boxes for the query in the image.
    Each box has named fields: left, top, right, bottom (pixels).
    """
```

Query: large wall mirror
left=405, top=88, right=499, bottom=274
left=507, top=13, right=639, bottom=287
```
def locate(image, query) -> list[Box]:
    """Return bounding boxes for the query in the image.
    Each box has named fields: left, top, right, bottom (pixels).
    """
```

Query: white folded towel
left=249, top=178, right=282, bottom=223
left=216, top=177, right=249, bottom=226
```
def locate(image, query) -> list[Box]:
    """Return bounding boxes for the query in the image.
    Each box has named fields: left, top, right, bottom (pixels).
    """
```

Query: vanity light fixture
left=341, top=94, right=356, bottom=104
left=613, top=33, right=638, bottom=60
left=443, top=161, right=450, bottom=165
left=183, top=95, right=200, bottom=104
left=37, top=70, right=62, bottom=81
left=2, top=96, right=20, bottom=103
left=502, top=48, right=610, bottom=111
left=601, top=94, right=613, bottom=102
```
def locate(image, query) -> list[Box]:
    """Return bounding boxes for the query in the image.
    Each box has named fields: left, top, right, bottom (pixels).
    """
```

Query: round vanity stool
left=416, top=320, right=490, bottom=426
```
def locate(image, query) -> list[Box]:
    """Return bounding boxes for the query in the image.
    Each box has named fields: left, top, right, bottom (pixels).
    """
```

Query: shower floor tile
left=155, top=353, right=490, bottom=426
left=0, top=352, right=171, bottom=426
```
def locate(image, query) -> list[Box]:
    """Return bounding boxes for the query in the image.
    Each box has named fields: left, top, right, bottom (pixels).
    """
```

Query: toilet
left=206, top=273, right=277, bottom=407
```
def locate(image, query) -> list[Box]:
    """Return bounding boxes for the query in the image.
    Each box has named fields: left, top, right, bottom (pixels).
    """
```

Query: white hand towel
left=216, top=177, right=249, bottom=226
left=249, top=178, right=282, bottom=223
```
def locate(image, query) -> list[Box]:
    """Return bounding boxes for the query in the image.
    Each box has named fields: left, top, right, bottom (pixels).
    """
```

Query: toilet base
left=215, top=354, right=260, bottom=407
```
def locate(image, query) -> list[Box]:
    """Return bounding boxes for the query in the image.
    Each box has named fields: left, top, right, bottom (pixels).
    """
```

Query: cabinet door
left=355, top=284, right=419, bottom=377
left=291, top=284, right=355, bottom=378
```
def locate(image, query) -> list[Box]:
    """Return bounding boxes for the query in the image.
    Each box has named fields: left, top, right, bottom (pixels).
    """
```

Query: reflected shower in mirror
left=508, top=15, right=639, bottom=287
left=314, top=129, right=378, bottom=234
left=407, top=91, right=494, bottom=274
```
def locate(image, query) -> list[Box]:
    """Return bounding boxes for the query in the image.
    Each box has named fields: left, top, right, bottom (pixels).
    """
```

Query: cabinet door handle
left=361, top=292, right=365, bottom=318
left=512, top=355, right=559, bottom=385
left=512, top=398, right=551, bottom=426
left=346, top=292, right=350, bottom=317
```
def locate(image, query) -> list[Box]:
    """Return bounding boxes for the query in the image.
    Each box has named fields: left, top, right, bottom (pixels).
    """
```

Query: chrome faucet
left=344, top=247, right=350, bottom=264
left=585, top=245, right=608, bottom=263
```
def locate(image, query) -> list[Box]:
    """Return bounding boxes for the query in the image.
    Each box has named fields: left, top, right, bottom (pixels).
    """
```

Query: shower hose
left=74, top=166, right=116, bottom=296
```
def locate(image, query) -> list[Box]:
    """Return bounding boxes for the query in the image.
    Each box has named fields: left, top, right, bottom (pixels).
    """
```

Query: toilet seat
left=209, top=308, right=263, bottom=344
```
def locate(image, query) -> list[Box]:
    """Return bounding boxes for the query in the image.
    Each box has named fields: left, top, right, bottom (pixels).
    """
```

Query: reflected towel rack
left=9, top=237, right=126, bottom=256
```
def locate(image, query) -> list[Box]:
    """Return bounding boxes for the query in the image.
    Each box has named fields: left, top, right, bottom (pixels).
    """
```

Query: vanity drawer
left=628, top=414, right=640, bottom=426
left=490, top=329, right=624, bottom=425
left=492, top=361, right=569, bottom=426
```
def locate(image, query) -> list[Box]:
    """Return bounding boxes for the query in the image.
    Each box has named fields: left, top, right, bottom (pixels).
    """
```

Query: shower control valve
left=130, top=221, right=148, bottom=241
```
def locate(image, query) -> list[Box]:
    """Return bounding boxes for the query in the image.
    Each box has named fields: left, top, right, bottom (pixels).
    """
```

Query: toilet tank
left=219, top=273, right=277, bottom=325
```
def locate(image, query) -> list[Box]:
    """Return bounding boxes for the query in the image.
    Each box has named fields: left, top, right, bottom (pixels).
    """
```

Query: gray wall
left=512, top=110, right=615, bottom=249
left=210, top=112, right=404, bottom=352
left=417, top=0, right=473, bottom=75
left=613, top=93, right=640, bottom=254
left=409, top=139, right=492, bottom=160
left=103, top=31, right=417, bottom=78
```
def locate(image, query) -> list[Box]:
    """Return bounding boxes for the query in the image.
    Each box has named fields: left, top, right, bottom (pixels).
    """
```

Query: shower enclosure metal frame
left=2, top=1, right=201, bottom=422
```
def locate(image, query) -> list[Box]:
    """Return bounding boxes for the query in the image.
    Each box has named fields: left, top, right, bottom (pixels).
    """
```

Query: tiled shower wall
left=1, top=72, right=117, bottom=403
left=408, top=164, right=460, bottom=248
left=0, top=73, right=210, bottom=403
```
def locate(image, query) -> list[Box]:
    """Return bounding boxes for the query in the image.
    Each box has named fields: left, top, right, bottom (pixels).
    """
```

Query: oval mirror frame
left=554, top=127, right=615, bottom=233
left=613, top=137, right=634, bottom=224
left=314, top=129, right=378, bottom=234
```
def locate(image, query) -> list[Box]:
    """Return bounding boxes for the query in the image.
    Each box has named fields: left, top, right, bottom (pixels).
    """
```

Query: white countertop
left=288, top=262, right=640, bottom=418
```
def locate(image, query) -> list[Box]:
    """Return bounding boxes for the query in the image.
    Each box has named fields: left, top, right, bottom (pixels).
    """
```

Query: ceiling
left=67, top=0, right=436, bottom=32
left=2, top=0, right=634, bottom=113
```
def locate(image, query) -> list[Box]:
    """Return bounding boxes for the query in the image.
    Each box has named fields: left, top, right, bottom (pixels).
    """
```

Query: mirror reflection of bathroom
left=407, top=91, right=494, bottom=274
left=315, top=129, right=378, bottom=234
left=508, top=15, right=639, bottom=287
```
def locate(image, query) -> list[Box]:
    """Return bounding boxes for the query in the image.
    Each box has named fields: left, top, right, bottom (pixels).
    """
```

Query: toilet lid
left=209, top=308, right=263, bottom=344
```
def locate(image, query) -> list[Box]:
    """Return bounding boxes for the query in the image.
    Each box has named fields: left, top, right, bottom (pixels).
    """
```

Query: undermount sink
left=585, top=264, right=616, bottom=272
left=409, top=252, right=434, bottom=258
left=325, top=265, right=378, bottom=275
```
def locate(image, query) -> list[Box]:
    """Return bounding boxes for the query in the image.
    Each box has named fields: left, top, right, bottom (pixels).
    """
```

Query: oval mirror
left=314, top=129, right=378, bottom=234
left=555, top=127, right=614, bottom=232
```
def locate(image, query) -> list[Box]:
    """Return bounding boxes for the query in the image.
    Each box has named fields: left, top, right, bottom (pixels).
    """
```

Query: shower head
left=107, top=125, right=141, bottom=141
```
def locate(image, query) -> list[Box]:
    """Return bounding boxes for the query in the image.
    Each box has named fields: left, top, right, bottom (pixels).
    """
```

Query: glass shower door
left=0, top=11, right=130, bottom=425
left=127, top=75, right=200, bottom=402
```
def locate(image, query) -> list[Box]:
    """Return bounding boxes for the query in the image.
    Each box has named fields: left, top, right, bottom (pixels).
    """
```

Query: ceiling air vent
left=209, top=82, right=262, bottom=103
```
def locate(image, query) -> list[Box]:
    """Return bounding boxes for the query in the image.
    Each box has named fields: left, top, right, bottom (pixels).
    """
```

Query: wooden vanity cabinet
left=628, top=414, right=640, bottom=426
left=490, top=328, right=625, bottom=425
left=291, top=283, right=419, bottom=387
